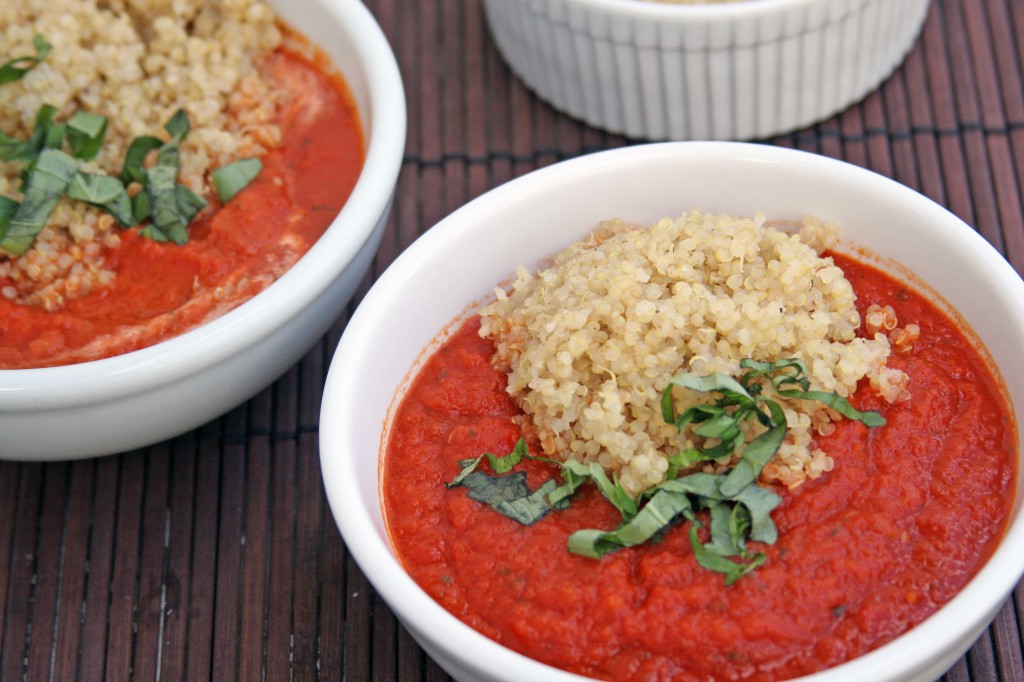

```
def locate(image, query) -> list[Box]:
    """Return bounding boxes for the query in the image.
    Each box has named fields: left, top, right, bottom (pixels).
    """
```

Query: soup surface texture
left=382, top=252, right=1016, bottom=682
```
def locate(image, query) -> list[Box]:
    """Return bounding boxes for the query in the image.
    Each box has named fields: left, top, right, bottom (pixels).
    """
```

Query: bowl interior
left=321, top=141, right=1024, bottom=681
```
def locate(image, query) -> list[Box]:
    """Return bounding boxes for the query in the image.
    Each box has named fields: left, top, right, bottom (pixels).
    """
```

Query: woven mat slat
left=49, top=463, right=93, bottom=682
left=0, top=464, right=26, bottom=681
left=992, top=597, right=1024, bottom=680
left=22, top=462, right=67, bottom=679
left=1, top=458, right=43, bottom=675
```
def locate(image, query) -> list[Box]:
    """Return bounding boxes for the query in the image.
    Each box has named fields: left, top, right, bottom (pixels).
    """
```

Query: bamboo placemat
left=1, top=0, right=1022, bottom=679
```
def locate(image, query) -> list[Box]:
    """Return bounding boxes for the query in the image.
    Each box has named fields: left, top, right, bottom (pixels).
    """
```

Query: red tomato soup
left=382, top=252, right=1017, bottom=682
left=0, top=36, right=363, bottom=369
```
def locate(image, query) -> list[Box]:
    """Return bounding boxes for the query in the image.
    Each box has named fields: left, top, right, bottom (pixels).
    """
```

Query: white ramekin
left=482, top=0, right=931, bottom=140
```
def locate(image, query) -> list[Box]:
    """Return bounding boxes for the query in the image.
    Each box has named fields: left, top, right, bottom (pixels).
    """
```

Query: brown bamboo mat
left=2, top=0, right=1023, bottom=679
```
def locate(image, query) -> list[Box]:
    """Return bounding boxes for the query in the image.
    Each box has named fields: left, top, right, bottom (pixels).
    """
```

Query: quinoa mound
left=479, top=210, right=911, bottom=496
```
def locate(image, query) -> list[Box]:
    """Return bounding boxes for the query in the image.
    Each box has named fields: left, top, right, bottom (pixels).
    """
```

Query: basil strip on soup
left=447, top=358, right=885, bottom=584
left=213, top=157, right=263, bottom=203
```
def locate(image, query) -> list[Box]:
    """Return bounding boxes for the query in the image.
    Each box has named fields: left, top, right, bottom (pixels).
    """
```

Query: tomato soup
left=382, top=253, right=1017, bottom=681
left=0, top=43, right=363, bottom=369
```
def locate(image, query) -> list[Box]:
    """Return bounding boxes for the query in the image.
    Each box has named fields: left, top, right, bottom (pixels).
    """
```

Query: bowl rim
left=0, top=0, right=407, bottom=408
left=321, top=141, right=1024, bottom=682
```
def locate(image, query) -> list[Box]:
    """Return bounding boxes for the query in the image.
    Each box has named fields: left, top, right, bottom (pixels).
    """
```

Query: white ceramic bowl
left=0, top=0, right=406, bottom=461
left=320, top=142, right=1024, bottom=682
left=482, top=0, right=931, bottom=140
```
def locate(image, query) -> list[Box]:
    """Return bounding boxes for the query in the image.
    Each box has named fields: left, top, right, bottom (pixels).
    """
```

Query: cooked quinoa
left=479, top=210, right=913, bottom=496
left=0, top=0, right=284, bottom=310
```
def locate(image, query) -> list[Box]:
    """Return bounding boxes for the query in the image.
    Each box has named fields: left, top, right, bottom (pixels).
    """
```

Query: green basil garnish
left=0, top=130, right=28, bottom=162
left=67, top=172, right=134, bottom=226
left=492, top=479, right=562, bottom=525
left=460, top=469, right=531, bottom=506
left=448, top=437, right=530, bottom=487
left=175, top=184, right=207, bottom=220
left=162, top=108, right=190, bottom=142
left=213, top=157, right=263, bottom=204
left=1, top=105, right=61, bottom=165
left=452, top=461, right=565, bottom=527
left=119, top=135, right=163, bottom=184
left=1, top=39, right=265, bottom=255
left=567, top=487, right=695, bottom=559
left=0, top=148, right=78, bottom=256
left=141, top=165, right=196, bottom=244
left=0, top=196, right=18, bottom=242
left=447, top=358, right=886, bottom=584
left=0, top=34, right=51, bottom=85
left=65, top=111, right=108, bottom=161
left=738, top=357, right=886, bottom=427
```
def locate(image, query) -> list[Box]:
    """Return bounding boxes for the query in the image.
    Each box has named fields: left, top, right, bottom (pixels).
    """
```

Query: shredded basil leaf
left=568, top=488, right=694, bottom=558
left=661, top=372, right=751, bottom=426
left=137, top=110, right=208, bottom=244
left=141, top=165, right=186, bottom=243
left=0, top=196, right=17, bottom=239
left=132, top=190, right=152, bottom=224
left=156, top=110, right=189, bottom=169
left=448, top=437, right=530, bottom=487
left=2, top=105, right=62, bottom=166
left=119, top=136, right=163, bottom=184
left=460, top=470, right=531, bottom=506
left=739, top=358, right=886, bottom=427
left=557, top=459, right=637, bottom=520
left=0, top=44, right=265, bottom=254
left=494, top=437, right=529, bottom=473
left=142, top=165, right=191, bottom=244
left=665, top=449, right=702, bottom=480
left=732, top=482, right=780, bottom=544
left=686, top=517, right=767, bottom=586
left=656, top=471, right=724, bottom=499
left=67, top=172, right=135, bottom=226
left=0, top=34, right=51, bottom=85
left=781, top=388, right=887, bottom=426
left=0, top=130, right=29, bottom=162
left=447, top=439, right=568, bottom=525
left=719, top=417, right=786, bottom=497
left=448, top=357, right=886, bottom=585
left=0, top=148, right=78, bottom=256
left=456, top=466, right=559, bottom=527
left=176, top=184, right=207, bottom=220
left=493, top=479, right=561, bottom=525
left=213, top=157, right=263, bottom=204
left=163, top=109, right=190, bottom=143
left=66, top=111, right=108, bottom=161
left=35, top=105, right=66, bottom=152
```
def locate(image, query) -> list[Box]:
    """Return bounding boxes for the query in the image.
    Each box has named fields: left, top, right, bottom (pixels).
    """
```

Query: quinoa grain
left=479, top=210, right=910, bottom=496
